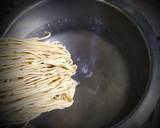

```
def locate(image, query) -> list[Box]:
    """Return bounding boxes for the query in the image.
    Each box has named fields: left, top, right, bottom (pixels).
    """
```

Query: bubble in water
left=76, top=57, right=80, bottom=62
left=81, top=64, right=88, bottom=74
left=85, top=72, right=93, bottom=78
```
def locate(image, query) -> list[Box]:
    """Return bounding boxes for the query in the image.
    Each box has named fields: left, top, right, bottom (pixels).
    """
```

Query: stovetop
left=0, top=0, right=159, bottom=128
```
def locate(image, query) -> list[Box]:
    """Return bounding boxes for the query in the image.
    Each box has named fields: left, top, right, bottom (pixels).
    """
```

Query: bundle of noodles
left=0, top=37, right=77, bottom=124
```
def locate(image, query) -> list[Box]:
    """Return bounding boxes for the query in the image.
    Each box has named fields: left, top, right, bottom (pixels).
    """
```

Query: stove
left=0, top=0, right=159, bottom=128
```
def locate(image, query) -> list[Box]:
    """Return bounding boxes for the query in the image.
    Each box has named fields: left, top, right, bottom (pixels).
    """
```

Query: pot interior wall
left=4, top=0, right=150, bottom=127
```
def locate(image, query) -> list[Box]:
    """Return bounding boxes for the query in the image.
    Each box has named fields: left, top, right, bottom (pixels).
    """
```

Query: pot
left=0, top=0, right=160, bottom=128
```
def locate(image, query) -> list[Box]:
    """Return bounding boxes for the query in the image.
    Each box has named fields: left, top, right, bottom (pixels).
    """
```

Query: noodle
left=0, top=37, right=77, bottom=124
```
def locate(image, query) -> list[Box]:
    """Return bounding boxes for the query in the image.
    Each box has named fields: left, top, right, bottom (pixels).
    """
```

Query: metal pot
left=0, top=0, right=160, bottom=128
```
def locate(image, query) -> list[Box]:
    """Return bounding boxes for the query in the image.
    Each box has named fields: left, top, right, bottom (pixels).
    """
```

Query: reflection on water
left=34, top=30, right=129, bottom=128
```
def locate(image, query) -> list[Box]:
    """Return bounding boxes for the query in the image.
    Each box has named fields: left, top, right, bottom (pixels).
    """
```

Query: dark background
left=0, top=0, right=159, bottom=128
